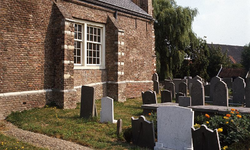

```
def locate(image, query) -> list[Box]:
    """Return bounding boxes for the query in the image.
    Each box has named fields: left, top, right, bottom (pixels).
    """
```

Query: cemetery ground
left=1, top=96, right=250, bottom=150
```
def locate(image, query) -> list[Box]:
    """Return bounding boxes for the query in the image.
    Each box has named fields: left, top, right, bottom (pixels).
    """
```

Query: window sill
left=74, top=65, right=105, bottom=70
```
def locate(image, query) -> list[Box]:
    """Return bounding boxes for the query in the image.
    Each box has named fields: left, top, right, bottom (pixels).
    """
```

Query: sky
left=175, top=0, right=250, bottom=46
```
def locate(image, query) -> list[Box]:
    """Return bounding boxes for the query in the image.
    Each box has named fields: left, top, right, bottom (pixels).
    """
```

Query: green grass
left=6, top=97, right=147, bottom=149
left=0, top=133, right=47, bottom=150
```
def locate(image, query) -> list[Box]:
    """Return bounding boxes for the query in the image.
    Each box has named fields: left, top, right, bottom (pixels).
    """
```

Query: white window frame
left=73, top=19, right=105, bottom=69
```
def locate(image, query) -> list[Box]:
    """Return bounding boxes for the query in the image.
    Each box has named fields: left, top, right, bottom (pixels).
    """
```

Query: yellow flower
left=1, top=142, right=3, bottom=145
left=237, top=115, right=242, bottom=118
left=206, top=121, right=209, bottom=124
left=223, top=145, right=228, bottom=150
left=226, top=122, right=229, bottom=124
left=194, top=123, right=201, bottom=129
left=224, top=116, right=229, bottom=119
left=22, top=147, right=24, bottom=149
left=218, top=128, right=223, bottom=133
left=231, top=120, right=234, bottom=123
left=205, top=114, right=210, bottom=118
left=231, top=108, right=235, bottom=111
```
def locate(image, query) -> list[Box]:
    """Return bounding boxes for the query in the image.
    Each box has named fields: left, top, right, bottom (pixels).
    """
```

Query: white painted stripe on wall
left=0, top=89, right=52, bottom=97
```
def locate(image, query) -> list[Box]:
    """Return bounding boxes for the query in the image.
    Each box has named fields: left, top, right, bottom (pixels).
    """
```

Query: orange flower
left=237, top=115, right=242, bottom=118
left=231, top=108, right=235, bottom=111
left=148, top=113, right=151, bottom=116
left=226, top=114, right=231, bottom=117
left=205, top=114, right=210, bottom=118
left=230, top=111, right=234, bottom=114
left=236, top=111, right=239, bottom=114
left=226, top=122, right=229, bottom=124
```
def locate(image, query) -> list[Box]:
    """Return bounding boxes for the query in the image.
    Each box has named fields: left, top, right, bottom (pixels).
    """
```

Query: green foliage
left=196, top=110, right=250, bottom=148
left=241, top=43, right=250, bottom=71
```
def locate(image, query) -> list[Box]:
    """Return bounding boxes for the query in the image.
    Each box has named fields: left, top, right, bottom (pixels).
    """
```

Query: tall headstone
left=142, top=90, right=157, bottom=104
left=152, top=73, right=159, bottom=82
left=164, top=81, right=175, bottom=98
left=100, top=97, right=117, bottom=123
left=210, top=76, right=221, bottom=101
left=80, top=86, right=97, bottom=118
left=193, top=75, right=203, bottom=82
left=179, top=82, right=188, bottom=95
left=153, top=73, right=160, bottom=94
left=161, top=90, right=172, bottom=103
left=213, top=80, right=228, bottom=106
left=179, top=96, right=191, bottom=107
left=155, top=106, right=194, bottom=150
left=246, top=78, right=250, bottom=107
left=191, top=79, right=205, bottom=106
left=192, top=125, right=221, bottom=150
left=232, top=77, right=246, bottom=104
left=132, top=116, right=155, bottom=149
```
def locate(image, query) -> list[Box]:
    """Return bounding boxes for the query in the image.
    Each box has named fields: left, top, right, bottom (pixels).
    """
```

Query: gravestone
left=222, top=78, right=232, bottom=89
left=142, top=90, right=157, bottom=104
left=153, top=73, right=160, bottom=94
left=161, top=90, right=172, bottom=103
left=213, top=80, right=228, bottom=106
left=233, top=77, right=246, bottom=104
left=164, top=81, right=175, bottom=98
left=132, top=116, right=155, bottom=149
left=176, top=92, right=185, bottom=103
left=191, top=80, right=205, bottom=106
left=193, top=75, right=203, bottom=83
left=179, top=96, right=191, bottom=107
left=179, top=82, right=188, bottom=95
left=80, top=86, right=97, bottom=118
left=204, top=84, right=210, bottom=96
left=246, top=78, right=250, bottom=107
left=100, top=97, right=117, bottom=123
left=173, top=79, right=186, bottom=93
left=152, top=73, right=159, bottom=82
left=192, top=125, right=221, bottom=150
left=117, top=119, right=123, bottom=137
left=155, top=106, right=194, bottom=150
left=210, top=76, right=221, bottom=101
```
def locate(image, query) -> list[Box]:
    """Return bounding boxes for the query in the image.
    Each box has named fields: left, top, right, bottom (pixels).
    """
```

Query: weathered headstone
left=246, top=78, right=250, bottom=107
left=179, top=82, right=188, bottom=95
left=213, top=80, right=228, bottom=106
left=191, top=80, right=205, bottom=106
left=155, top=106, right=194, bottom=150
left=193, top=75, right=203, bottom=83
left=179, top=96, right=191, bottom=107
left=132, top=116, right=155, bottom=149
left=176, top=92, right=185, bottom=103
left=142, top=90, right=157, bottom=104
left=233, top=77, right=246, bottom=104
left=164, top=81, right=175, bottom=98
left=161, top=90, right=172, bottom=103
left=173, top=78, right=186, bottom=93
left=100, top=97, right=117, bottom=123
left=210, top=76, right=221, bottom=101
left=152, top=73, right=159, bottom=82
left=80, top=86, right=97, bottom=118
left=117, top=119, right=123, bottom=137
left=192, top=125, right=221, bottom=150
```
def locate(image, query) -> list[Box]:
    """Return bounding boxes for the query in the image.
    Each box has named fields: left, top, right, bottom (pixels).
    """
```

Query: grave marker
left=233, top=77, right=246, bottom=104
left=164, top=81, right=175, bottom=98
left=192, top=125, right=221, bottom=150
left=100, top=97, right=117, bottom=123
left=155, top=106, right=194, bottom=150
left=117, top=119, right=123, bottom=137
left=191, top=80, right=205, bottom=106
left=142, top=90, right=157, bottom=104
left=161, top=90, right=172, bottom=103
left=246, top=78, right=250, bottom=107
left=210, top=76, right=221, bottom=101
left=80, top=86, right=97, bottom=118
left=179, top=96, right=191, bottom=107
left=179, top=82, right=188, bottom=95
left=213, top=80, right=228, bottom=106
left=132, top=116, right=155, bottom=149
left=176, top=92, right=185, bottom=103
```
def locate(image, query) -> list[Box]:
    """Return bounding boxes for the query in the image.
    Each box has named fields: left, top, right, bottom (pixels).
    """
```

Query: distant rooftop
left=218, top=68, right=249, bottom=79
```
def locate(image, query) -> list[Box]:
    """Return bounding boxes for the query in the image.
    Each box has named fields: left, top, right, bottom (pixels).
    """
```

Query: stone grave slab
left=142, top=90, right=157, bottom=104
left=246, top=78, right=250, bottom=107
left=100, top=96, right=117, bottom=123
left=155, top=106, right=194, bottom=150
left=191, top=80, right=205, bottom=106
left=132, top=115, right=155, bottom=149
left=179, top=82, right=188, bottom=95
left=233, top=77, right=246, bottom=104
left=213, top=80, right=228, bottom=106
left=161, top=90, right=172, bottom=103
left=192, top=125, right=221, bottom=150
left=179, top=96, right=191, bottom=107
left=210, top=76, right=221, bottom=101
left=80, top=86, right=97, bottom=118
left=164, top=81, right=175, bottom=98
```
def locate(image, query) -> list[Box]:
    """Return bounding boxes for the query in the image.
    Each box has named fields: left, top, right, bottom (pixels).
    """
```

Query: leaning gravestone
left=155, top=106, right=194, bottom=150
left=191, top=79, right=205, bottom=106
left=233, top=77, right=246, bottom=104
left=100, top=97, right=117, bottom=123
left=131, top=116, right=155, bottom=149
left=164, top=81, right=175, bottom=98
left=213, top=80, right=228, bottom=106
left=80, top=86, right=97, bottom=118
left=210, top=76, right=221, bottom=101
left=179, top=96, right=191, bottom=107
left=179, top=82, right=188, bottom=95
left=161, top=90, right=172, bottom=103
left=192, top=125, right=221, bottom=150
left=142, top=90, right=157, bottom=104
left=246, top=78, right=250, bottom=107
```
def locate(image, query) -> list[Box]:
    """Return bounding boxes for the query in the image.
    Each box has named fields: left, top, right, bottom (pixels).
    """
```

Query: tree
left=153, top=0, right=198, bottom=80
left=241, top=43, right=250, bottom=71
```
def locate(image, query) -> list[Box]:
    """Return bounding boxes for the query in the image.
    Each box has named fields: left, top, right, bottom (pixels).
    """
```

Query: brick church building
left=0, top=0, right=156, bottom=119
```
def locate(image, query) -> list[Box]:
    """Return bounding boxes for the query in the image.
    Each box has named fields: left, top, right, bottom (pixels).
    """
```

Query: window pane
left=97, top=51, right=99, bottom=57
left=98, top=29, right=101, bottom=35
left=97, top=58, right=100, bottom=64
left=77, top=42, right=81, bottom=48
left=93, top=51, right=96, bottom=57
left=90, top=27, right=93, bottom=34
left=78, top=25, right=82, bottom=32
left=94, top=36, right=97, bottom=42
left=93, top=58, right=96, bottom=64
left=98, top=36, right=101, bottom=42
left=78, top=33, right=82, bottom=40
left=90, top=35, right=93, bottom=41
left=77, top=57, right=80, bottom=64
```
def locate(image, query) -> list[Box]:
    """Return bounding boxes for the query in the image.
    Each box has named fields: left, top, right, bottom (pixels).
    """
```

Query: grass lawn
left=6, top=97, right=148, bottom=149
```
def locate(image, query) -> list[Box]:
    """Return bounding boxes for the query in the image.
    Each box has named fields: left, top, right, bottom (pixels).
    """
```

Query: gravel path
left=0, top=121, right=93, bottom=150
